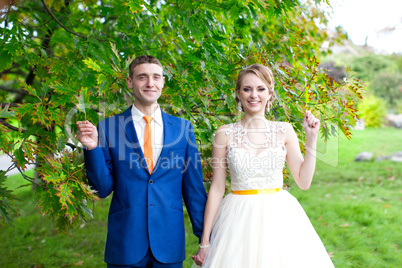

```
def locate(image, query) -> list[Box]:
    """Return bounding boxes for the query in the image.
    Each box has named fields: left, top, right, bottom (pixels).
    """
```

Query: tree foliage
left=325, top=51, right=402, bottom=112
left=348, top=54, right=398, bottom=82
left=0, top=0, right=362, bottom=232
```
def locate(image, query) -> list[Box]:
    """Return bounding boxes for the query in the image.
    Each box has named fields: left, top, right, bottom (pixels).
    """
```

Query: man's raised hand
left=76, top=120, right=98, bottom=150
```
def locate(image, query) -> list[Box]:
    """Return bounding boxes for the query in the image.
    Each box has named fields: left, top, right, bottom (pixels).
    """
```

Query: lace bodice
left=225, top=122, right=287, bottom=191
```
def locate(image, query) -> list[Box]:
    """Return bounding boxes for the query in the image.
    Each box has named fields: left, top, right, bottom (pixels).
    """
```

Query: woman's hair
left=235, top=64, right=276, bottom=110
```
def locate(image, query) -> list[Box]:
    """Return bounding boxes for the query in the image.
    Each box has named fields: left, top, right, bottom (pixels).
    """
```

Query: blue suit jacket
left=84, top=106, right=207, bottom=265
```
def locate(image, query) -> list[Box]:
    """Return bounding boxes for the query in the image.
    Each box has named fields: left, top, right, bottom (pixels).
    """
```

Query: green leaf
left=13, top=146, right=28, bottom=171
left=126, top=0, right=145, bottom=14
left=56, top=182, right=74, bottom=208
left=37, top=186, right=59, bottom=215
left=32, top=104, right=49, bottom=125
left=0, top=48, right=13, bottom=71
left=43, top=173, right=65, bottom=184
left=110, top=42, right=120, bottom=60
left=75, top=87, right=91, bottom=115
left=0, top=104, right=15, bottom=118
left=18, top=79, right=40, bottom=100
left=83, top=58, right=102, bottom=72
left=0, top=171, right=19, bottom=226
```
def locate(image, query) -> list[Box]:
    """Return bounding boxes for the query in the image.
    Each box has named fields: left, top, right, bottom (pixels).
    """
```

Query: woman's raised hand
left=302, top=111, right=320, bottom=138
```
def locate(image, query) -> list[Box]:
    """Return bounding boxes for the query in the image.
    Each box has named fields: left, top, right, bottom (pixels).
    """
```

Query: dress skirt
left=200, top=190, right=334, bottom=268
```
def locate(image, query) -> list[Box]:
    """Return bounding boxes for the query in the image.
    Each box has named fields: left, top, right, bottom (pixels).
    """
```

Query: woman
left=192, top=64, right=334, bottom=267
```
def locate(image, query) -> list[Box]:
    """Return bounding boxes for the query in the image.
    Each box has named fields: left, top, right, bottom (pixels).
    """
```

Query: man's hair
left=128, top=55, right=163, bottom=78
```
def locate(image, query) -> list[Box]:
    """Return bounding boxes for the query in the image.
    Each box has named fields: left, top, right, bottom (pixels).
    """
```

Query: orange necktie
left=143, top=116, right=153, bottom=174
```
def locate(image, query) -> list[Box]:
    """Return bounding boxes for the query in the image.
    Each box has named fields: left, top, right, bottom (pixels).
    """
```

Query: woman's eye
left=243, top=88, right=251, bottom=92
left=258, top=88, right=266, bottom=91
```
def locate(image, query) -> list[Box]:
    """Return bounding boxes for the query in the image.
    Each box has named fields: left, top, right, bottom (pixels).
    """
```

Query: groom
left=76, top=55, right=207, bottom=267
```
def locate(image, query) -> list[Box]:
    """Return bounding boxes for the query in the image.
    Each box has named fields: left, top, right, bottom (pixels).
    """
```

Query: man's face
left=126, top=63, right=165, bottom=109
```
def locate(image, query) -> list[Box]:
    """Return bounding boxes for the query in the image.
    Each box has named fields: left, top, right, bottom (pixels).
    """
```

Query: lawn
left=0, top=127, right=401, bottom=267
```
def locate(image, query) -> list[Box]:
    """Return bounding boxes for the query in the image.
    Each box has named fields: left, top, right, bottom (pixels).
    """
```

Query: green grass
left=1, top=127, right=401, bottom=267
left=291, top=127, right=402, bottom=268
left=0, top=170, right=109, bottom=267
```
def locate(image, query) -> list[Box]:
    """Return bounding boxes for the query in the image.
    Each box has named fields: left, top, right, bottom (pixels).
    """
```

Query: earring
left=266, top=102, right=270, bottom=113
left=237, top=101, right=242, bottom=112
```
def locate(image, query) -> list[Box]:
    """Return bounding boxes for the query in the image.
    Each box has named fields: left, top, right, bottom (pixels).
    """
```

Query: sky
left=326, top=0, right=402, bottom=54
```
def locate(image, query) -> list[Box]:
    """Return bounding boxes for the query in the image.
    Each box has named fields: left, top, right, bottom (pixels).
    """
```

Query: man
left=77, top=55, right=207, bottom=267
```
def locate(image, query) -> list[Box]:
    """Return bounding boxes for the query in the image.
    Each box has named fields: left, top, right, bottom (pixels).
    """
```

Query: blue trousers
left=107, top=247, right=183, bottom=268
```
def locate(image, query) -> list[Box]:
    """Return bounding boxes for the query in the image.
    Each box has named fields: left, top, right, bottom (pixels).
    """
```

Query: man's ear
left=126, top=76, right=133, bottom=88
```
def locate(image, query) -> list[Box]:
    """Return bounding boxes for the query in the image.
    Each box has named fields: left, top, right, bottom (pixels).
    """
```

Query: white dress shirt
left=131, top=104, right=164, bottom=165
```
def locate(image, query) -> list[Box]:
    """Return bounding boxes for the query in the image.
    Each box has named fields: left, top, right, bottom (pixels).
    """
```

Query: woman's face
left=237, top=73, right=271, bottom=115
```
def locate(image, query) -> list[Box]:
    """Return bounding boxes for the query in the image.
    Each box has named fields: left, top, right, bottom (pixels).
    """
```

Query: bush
left=370, top=72, right=402, bottom=112
left=396, top=99, right=402, bottom=114
left=357, top=95, right=387, bottom=127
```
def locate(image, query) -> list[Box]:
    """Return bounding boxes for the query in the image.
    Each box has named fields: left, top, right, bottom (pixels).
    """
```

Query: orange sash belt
left=232, top=188, right=281, bottom=195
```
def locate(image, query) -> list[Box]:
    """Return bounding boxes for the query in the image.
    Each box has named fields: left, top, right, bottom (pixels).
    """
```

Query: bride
left=192, top=64, right=334, bottom=267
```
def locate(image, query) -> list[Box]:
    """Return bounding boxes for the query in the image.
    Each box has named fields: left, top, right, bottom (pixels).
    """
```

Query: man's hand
left=76, top=120, right=98, bottom=150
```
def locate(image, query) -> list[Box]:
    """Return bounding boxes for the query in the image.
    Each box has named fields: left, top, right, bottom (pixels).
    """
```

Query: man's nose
left=146, top=77, right=154, bottom=87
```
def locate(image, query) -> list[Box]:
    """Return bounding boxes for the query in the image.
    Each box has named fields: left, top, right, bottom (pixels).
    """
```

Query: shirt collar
left=131, top=104, right=163, bottom=126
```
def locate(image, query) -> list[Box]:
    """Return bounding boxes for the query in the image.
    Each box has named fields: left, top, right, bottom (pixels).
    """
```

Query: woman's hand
left=302, top=111, right=320, bottom=138
left=192, top=246, right=209, bottom=266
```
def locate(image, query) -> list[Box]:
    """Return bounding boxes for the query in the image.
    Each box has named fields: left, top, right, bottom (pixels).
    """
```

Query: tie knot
left=143, top=116, right=153, bottom=123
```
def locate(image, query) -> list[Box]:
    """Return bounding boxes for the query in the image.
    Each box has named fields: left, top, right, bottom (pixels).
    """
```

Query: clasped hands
left=192, top=245, right=209, bottom=266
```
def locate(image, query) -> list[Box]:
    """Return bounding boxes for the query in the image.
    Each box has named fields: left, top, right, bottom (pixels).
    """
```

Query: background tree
left=0, top=0, right=361, bottom=232
left=323, top=46, right=402, bottom=119
left=370, top=72, right=402, bottom=112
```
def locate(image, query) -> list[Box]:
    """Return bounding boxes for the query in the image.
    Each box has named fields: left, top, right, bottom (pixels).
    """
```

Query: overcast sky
left=327, top=0, right=402, bottom=54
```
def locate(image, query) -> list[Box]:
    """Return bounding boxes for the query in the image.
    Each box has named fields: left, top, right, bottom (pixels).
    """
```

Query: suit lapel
left=153, top=110, right=175, bottom=173
left=118, top=106, right=148, bottom=171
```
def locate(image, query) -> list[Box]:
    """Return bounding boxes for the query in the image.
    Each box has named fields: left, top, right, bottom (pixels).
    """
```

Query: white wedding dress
left=199, top=122, right=334, bottom=268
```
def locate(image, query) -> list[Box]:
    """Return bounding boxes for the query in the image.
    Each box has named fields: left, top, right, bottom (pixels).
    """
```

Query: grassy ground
left=0, top=127, right=401, bottom=267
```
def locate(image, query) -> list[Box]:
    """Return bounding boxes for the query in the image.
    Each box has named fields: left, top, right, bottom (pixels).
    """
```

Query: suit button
left=149, top=180, right=154, bottom=184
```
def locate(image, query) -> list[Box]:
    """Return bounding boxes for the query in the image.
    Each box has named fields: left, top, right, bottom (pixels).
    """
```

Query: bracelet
left=199, top=244, right=210, bottom=248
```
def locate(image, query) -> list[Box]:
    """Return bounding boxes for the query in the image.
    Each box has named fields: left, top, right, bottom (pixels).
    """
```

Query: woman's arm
left=285, top=111, right=320, bottom=190
left=192, top=125, right=229, bottom=265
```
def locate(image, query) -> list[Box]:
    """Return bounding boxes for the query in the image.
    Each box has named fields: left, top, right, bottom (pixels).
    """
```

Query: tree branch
left=0, top=85, right=27, bottom=95
left=191, top=98, right=225, bottom=109
left=188, top=111, right=235, bottom=117
left=16, top=165, right=46, bottom=189
left=66, top=142, right=77, bottom=150
left=194, top=0, right=226, bottom=9
left=27, top=17, right=53, bottom=29
left=0, top=103, right=19, bottom=108
left=0, top=118, right=27, bottom=133
left=0, top=117, right=77, bottom=150
left=40, top=0, right=87, bottom=39
left=0, top=64, right=25, bottom=77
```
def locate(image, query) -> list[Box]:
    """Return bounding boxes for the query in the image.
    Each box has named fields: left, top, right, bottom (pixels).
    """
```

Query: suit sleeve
left=84, top=120, right=114, bottom=198
left=182, top=122, right=208, bottom=241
